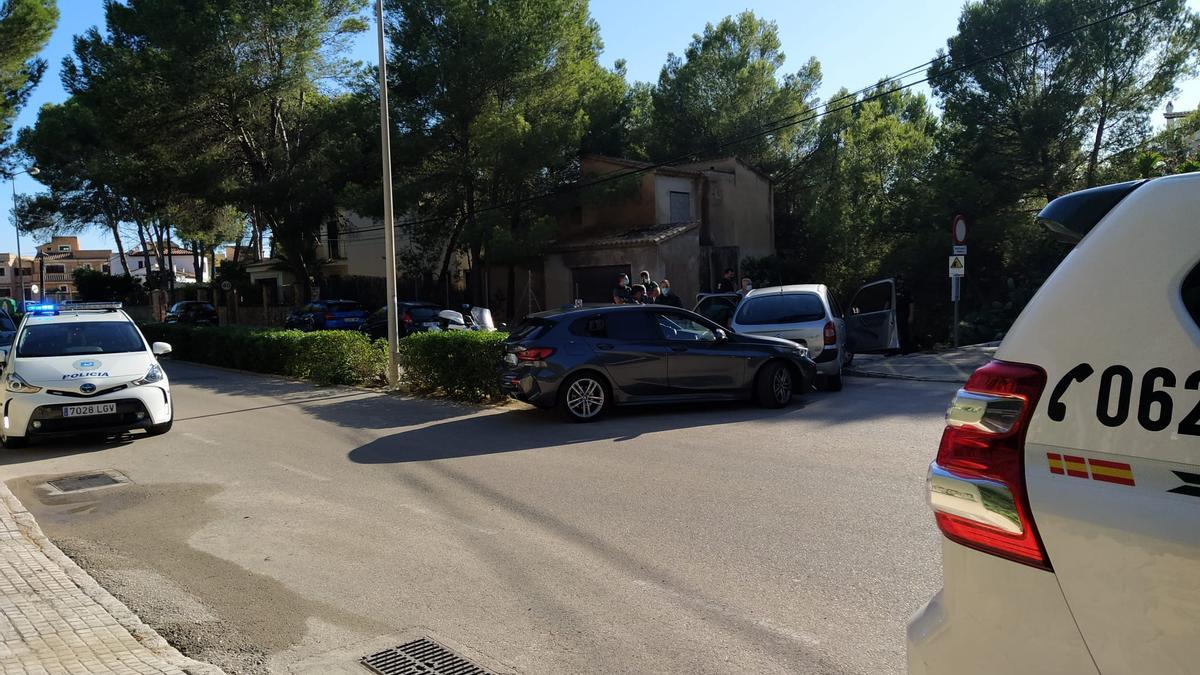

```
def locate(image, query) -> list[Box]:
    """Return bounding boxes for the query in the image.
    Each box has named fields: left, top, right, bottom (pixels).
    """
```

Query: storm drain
left=361, top=638, right=494, bottom=675
left=44, top=470, right=129, bottom=495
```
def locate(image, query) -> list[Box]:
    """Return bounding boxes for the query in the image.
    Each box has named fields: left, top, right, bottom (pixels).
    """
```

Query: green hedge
left=396, top=330, right=508, bottom=402
left=139, top=324, right=388, bottom=386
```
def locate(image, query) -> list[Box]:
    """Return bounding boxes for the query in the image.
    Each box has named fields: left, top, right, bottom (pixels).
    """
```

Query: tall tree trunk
left=191, top=242, right=203, bottom=284
left=135, top=219, right=153, bottom=284
left=1086, top=99, right=1109, bottom=188
left=107, top=218, right=129, bottom=278
left=166, top=225, right=176, bottom=300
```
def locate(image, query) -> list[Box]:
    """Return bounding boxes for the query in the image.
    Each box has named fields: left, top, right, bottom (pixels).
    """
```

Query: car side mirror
left=713, top=328, right=728, bottom=342
left=152, top=342, right=172, bottom=356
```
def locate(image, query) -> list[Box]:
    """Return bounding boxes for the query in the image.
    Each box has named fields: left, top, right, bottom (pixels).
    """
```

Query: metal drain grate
left=361, top=638, right=494, bottom=675
left=47, top=473, right=121, bottom=493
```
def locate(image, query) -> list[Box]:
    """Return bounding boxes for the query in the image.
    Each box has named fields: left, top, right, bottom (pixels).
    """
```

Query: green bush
left=139, top=324, right=388, bottom=386
left=396, top=330, right=508, bottom=402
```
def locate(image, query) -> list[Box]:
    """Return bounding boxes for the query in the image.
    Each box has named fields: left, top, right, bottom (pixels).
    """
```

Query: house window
left=102, top=264, right=111, bottom=274
left=0, top=289, right=8, bottom=297
left=0, top=268, right=6, bottom=277
left=326, top=221, right=342, bottom=259
left=669, top=191, right=690, bottom=223
left=58, top=245, right=71, bottom=252
left=137, top=261, right=145, bottom=269
left=45, top=264, right=65, bottom=274
left=58, top=285, right=68, bottom=292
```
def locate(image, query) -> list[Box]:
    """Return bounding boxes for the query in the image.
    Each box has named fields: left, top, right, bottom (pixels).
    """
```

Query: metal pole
left=10, top=177, right=23, bottom=304
left=952, top=276, right=960, bottom=348
left=376, top=0, right=401, bottom=389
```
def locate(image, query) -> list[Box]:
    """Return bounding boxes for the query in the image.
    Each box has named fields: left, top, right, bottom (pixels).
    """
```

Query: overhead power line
left=344, top=0, right=1164, bottom=240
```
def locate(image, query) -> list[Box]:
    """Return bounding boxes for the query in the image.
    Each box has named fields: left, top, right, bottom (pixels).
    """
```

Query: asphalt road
left=0, top=362, right=954, bottom=675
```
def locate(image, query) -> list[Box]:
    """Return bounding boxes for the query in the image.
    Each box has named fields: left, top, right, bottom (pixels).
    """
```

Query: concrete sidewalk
left=847, top=342, right=1000, bottom=384
left=0, top=481, right=222, bottom=675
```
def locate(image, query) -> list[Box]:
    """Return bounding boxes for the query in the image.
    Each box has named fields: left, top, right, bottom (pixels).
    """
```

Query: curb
left=844, top=368, right=967, bottom=384
left=0, top=481, right=226, bottom=675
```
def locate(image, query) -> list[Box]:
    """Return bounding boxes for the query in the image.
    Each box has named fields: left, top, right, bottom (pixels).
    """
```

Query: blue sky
left=4, top=0, right=1199, bottom=254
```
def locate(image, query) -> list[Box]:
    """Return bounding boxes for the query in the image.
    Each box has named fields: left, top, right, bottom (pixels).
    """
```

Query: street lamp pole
left=376, top=0, right=401, bottom=389
left=5, top=167, right=39, bottom=305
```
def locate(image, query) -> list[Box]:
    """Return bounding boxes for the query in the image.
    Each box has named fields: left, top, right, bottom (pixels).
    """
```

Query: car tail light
left=402, top=311, right=413, bottom=325
left=516, top=346, right=555, bottom=362
left=325, top=312, right=336, bottom=321
left=823, top=321, right=836, bottom=345
left=928, top=360, right=1052, bottom=570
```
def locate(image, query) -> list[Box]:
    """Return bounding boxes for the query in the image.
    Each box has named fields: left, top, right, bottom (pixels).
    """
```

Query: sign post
left=950, top=215, right=968, bottom=347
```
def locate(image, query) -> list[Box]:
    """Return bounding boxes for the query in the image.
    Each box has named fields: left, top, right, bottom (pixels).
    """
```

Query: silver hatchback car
left=729, top=284, right=850, bottom=391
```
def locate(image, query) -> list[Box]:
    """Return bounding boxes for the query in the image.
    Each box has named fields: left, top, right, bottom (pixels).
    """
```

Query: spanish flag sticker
left=1046, top=452, right=1134, bottom=486
left=1087, top=458, right=1136, bottom=486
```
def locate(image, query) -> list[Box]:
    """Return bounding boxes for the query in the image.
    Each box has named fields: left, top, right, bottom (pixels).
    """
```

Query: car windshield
left=735, top=293, right=826, bottom=325
left=16, top=321, right=146, bottom=357
left=409, top=306, right=440, bottom=320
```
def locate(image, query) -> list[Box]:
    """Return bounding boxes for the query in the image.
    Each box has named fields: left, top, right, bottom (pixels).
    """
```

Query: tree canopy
left=0, top=0, right=57, bottom=170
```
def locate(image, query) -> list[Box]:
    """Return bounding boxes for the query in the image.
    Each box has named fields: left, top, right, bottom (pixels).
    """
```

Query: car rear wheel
left=756, top=362, right=793, bottom=408
left=818, top=373, right=844, bottom=392
left=559, top=373, right=608, bottom=422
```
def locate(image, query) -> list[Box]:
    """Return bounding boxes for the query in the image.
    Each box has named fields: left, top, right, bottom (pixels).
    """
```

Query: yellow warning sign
left=948, top=255, right=966, bottom=277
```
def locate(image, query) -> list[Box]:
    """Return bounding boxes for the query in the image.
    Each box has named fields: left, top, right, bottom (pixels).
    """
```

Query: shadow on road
left=343, top=375, right=955, bottom=464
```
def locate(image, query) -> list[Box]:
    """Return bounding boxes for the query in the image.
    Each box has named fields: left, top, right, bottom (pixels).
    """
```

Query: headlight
left=132, top=364, right=164, bottom=386
left=6, top=373, right=42, bottom=394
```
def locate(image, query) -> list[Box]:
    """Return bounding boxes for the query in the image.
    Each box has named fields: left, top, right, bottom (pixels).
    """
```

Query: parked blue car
left=284, top=300, right=369, bottom=331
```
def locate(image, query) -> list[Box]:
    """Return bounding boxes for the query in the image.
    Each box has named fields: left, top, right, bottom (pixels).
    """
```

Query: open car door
left=693, top=293, right=740, bottom=328
left=845, top=279, right=898, bottom=353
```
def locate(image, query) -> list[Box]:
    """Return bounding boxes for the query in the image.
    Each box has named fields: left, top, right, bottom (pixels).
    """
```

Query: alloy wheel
left=772, top=368, right=792, bottom=403
left=566, top=378, right=605, bottom=419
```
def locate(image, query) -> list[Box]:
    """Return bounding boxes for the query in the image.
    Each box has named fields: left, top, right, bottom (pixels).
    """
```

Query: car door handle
left=596, top=343, right=615, bottom=350
left=670, top=346, right=688, bottom=352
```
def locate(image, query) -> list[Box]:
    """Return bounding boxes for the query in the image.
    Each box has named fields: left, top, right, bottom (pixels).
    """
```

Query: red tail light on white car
left=927, top=360, right=1052, bottom=570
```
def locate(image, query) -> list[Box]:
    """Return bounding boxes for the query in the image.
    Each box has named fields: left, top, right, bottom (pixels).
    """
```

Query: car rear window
left=328, top=302, right=363, bottom=313
left=17, top=321, right=145, bottom=357
left=408, top=307, right=440, bottom=320
left=509, top=318, right=555, bottom=341
left=735, top=294, right=826, bottom=325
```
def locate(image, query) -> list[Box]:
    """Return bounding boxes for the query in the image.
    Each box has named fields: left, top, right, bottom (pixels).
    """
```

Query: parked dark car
left=360, top=301, right=444, bottom=340
left=0, top=310, right=16, bottom=352
left=500, top=304, right=816, bottom=422
left=164, top=301, right=218, bottom=325
left=284, top=300, right=369, bottom=331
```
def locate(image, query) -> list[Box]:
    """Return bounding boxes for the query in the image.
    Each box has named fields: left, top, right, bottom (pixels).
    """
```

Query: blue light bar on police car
left=59, top=301, right=123, bottom=310
left=24, top=303, right=58, bottom=315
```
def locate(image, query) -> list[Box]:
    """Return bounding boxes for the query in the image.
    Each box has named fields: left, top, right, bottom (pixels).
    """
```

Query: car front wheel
left=558, top=373, right=609, bottom=422
left=756, top=362, right=793, bottom=408
left=1, top=430, right=28, bottom=449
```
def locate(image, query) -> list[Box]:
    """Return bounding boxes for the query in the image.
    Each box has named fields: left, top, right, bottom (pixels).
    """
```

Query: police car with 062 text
left=0, top=302, right=174, bottom=448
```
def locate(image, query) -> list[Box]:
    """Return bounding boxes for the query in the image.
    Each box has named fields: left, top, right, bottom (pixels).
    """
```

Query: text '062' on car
left=0, top=302, right=174, bottom=448
left=500, top=304, right=816, bottom=422
left=908, top=173, right=1200, bottom=675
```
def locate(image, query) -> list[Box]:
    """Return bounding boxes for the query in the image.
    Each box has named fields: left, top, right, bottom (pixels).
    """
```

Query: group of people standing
left=612, top=271, right=683, bottom=307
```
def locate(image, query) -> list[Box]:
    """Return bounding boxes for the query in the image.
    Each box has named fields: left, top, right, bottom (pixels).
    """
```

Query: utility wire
left=342, top=0, right=1164, bottom=241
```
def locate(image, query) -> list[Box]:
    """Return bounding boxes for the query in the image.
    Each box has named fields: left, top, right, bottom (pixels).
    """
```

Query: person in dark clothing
left=629, top=284, right=647, bottom=304
left=639, top=270, right=659, bottom=293
left=612, top=273, right=631, bottom=304
left=895, top=274, right=915, bottom=353
left=655, top=279, right=683, bottom=307
left=716, top=268, right=736, bottom=293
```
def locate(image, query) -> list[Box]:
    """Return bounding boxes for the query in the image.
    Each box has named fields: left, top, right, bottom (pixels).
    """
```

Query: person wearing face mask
left=612, top=273, right=631, bottom=304
left=655, top=278, right=683, bottom=307
left=737, top=277, right=753, bottom=297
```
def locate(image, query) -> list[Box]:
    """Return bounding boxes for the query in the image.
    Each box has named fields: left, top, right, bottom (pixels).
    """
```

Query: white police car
left=907, top=173, right=1200, bottom=674
left=0, top=302, right=173, bottom=448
